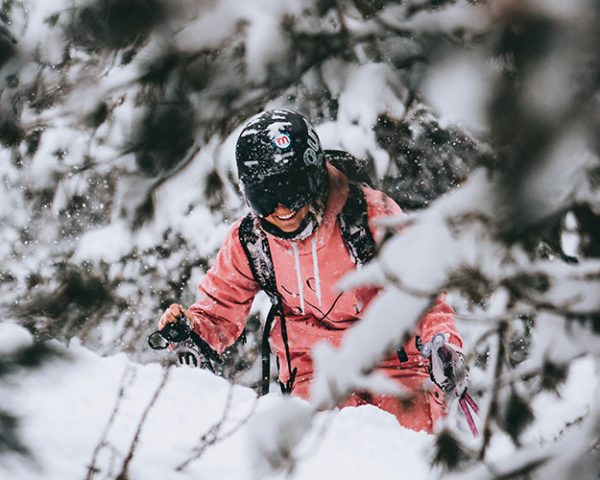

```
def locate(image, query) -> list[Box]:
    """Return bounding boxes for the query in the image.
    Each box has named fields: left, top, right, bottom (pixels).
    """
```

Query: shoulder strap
left=338, top=182, right=377, bottom=265
left=239, top=213, right=280, bottom=305
left=238, top=213, right=296, bottom=395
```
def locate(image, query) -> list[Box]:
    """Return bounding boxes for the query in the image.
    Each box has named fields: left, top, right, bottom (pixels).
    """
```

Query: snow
left=0, top=322, right=33, bottom=353
left=338, top=64, right=407, bottom=129
left=424, top=53, right=493, bottom=133
left=0, top=322, right=596, bottom=480
left=175, top=0, right=303, bottom=82
left=2, top=0, right=600, bottom=478
left=74, top=221, right=135, bottom=263
left=332, top=63, right=407, bottom=162
left=18, top=0, right=73, bottom=66
left=0, top=323, right=431, bottom=480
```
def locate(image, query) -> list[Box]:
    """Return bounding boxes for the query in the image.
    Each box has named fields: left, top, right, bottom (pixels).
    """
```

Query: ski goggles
left=243, top=169, right=318, bottom=217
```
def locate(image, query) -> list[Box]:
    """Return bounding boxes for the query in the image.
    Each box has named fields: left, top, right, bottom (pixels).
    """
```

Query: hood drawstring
left=311, top=236, right=322, bottom=306
left=291, top=242, right=305, bottom=314
left=291, top=239, right=323, bottom=313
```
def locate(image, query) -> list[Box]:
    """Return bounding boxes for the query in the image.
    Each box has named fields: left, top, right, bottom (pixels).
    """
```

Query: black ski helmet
left=235, top=109, right=327, bottom=217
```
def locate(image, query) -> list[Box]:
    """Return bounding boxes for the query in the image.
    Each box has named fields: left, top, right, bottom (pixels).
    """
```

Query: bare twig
left=479, top=320, right=508, bottom=460
left=115, top=366, right=171, bottom=480
left=176, top=384, right=258, bottom=471
left=84, top=365, right=136, bottom=480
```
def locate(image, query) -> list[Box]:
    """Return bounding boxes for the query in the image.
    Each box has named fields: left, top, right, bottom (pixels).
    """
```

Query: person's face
left=263, top=203, right=311, bottom=233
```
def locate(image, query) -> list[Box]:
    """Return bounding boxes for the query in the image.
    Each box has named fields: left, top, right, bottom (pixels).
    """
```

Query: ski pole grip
left=189, top=330, right=222, bottom=364
left=148, top=315, right=192, bottom=350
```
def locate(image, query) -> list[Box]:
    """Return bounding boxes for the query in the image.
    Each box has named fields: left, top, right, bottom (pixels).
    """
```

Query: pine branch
left=0, top=342, right=65, bottom=377
left=432, top=428, right=473, bottom=471
left=0, top=342, right=66, bottom=459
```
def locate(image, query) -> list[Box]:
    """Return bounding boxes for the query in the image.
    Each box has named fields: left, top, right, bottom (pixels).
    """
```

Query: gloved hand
left=149, top=309, right=221, bottom=372
left=420, top=333, right=468, bottom=397
left=420, top=333, right=480, bottom=437
left=172, top=338, right=209, bottom=368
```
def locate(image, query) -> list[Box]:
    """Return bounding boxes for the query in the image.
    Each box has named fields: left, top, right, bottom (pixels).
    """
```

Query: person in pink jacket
left=159, top=109, right=465, bottom=433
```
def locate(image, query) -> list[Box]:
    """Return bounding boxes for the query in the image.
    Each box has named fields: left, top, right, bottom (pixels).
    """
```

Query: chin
left=279, top=223, right=301, bottom=233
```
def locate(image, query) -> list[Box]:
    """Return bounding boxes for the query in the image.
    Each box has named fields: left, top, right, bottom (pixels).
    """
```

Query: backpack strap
left=338, top=182, right=377, bottom=265
left=238, top=214, right=297, bottom=395
left=239, top=213, right=279, bottom=304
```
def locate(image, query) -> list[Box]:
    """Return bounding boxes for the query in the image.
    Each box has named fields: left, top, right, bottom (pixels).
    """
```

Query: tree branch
left=115, top=366, right=171, bottom=480
left=85, top=365, right=136, bottom=480
left=176, top=384, right=258, bottom=471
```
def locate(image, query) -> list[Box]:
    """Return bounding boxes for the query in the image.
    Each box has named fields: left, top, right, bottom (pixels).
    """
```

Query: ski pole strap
left=458, top=391, right=480, bottom=438
left=188, top=329, right=222, bottom=365
left=260, top=303, right=297, bottom=396
left=261, top=303, right=277, bottom=395
left=277, top=305, right=297, bottom=394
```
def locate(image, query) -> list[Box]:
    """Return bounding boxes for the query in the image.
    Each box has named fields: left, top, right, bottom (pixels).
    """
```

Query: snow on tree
left=0, top=0, right=599, bottom=478
left=0, top=0, right=485, bottom=364
left=246, top=1, right=600, bottom=477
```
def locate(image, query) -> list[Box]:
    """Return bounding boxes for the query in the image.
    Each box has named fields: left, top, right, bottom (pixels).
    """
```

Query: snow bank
left=1, top=321, right=595, bottom=480
left=0, top=322, right=433, bottom=480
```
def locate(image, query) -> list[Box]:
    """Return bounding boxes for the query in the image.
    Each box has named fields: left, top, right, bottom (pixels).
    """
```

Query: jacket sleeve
left=187, top=221, right=260, bottom=354
left=416, top=294, right=463, bottom=350
left=363, top=186, right=404, bottom=242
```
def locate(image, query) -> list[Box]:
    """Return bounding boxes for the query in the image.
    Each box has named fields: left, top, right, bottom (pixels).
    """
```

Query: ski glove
left=420, top=333, right=468, bottom=395
left=420, top=333, right=480, bottom=437
left=148, top=315, right=222, bottom=372
left=171, top=338, right=207, bottom=368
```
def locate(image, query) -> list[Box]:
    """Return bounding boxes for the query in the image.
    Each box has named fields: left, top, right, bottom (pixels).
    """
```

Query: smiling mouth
left=276, top=211, right=297, bottom=221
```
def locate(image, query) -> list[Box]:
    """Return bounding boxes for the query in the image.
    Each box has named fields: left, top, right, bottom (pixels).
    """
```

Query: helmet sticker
left=304, top=147, right=319, bottom=166
left=302, top=118, right=321, bottom=166
left=273, top=133, right=291, bottom=149
left=304, top=118, right=320, bottom=151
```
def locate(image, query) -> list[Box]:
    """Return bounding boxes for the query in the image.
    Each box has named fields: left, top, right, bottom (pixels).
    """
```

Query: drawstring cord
left=311, top=236, right=322, bottom=306
left=292, top=239, right=323, bottom=312
left=291, top=242, right=305, bottom=314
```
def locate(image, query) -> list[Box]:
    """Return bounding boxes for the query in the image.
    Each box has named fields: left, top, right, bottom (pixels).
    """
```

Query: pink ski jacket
left=188, top=163, right=462, bottom=432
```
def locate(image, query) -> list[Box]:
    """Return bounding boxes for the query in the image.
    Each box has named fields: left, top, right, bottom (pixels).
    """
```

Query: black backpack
left=238, top=150, right=383, bottom=395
